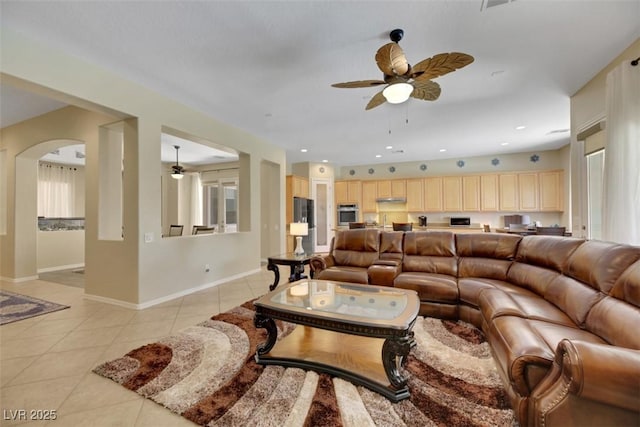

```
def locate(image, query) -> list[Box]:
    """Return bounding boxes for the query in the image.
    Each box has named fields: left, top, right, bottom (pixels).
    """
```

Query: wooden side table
left=266, top=253, right=314, bottom=291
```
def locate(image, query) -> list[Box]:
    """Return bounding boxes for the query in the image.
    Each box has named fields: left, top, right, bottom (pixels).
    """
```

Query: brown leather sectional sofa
left=309, top=229, right=640, bottom=427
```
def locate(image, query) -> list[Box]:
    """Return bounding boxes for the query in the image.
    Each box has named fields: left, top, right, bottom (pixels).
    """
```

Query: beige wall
left=570, top=38, right=640, bottom=238
left=37, top=230, right=84, bottom=272
left=1, top=29, right=285, bottom=306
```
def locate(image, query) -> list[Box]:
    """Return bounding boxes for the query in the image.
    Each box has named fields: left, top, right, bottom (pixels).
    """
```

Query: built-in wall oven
left=337, top=204, right=358, bottom=226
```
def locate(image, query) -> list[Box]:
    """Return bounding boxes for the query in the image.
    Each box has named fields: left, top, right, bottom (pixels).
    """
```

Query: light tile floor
left=0, top=264, right=291, bottom=426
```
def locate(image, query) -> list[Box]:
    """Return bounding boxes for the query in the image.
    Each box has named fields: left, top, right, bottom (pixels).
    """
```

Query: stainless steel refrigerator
left=293, top=197, right=315, bottom=253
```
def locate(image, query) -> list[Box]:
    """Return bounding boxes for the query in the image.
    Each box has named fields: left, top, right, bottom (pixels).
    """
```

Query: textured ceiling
left=1, top=1, right=638, bottom=167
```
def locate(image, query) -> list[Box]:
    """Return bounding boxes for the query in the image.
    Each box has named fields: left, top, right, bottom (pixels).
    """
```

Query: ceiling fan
left=170, top=145, right=185, bottom=180
left=331, top=29, right=474, bottom=110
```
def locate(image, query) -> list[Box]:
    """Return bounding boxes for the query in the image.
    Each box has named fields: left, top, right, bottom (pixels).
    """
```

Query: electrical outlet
left=144, top=232, right=154, bottom=243
left=205, top=264, right=210, bottom=272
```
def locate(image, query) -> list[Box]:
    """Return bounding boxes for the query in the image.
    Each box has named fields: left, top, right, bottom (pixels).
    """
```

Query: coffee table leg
left=254, top=312, right=277, bottom=358
left=382, top=334, right=416, bottom=388
left=267, top=262, right=280, bottom=291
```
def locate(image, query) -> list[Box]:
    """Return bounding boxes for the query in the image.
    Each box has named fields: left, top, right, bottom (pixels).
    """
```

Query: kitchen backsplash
left=363, top=211, right=563, bottom=228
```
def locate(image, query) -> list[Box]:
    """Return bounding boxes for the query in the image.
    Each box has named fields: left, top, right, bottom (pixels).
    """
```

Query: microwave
left=450, top=217, right=471, bottom=226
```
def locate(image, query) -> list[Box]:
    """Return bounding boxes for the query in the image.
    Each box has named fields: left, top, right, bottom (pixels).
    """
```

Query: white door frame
left=311, top=177, right=333, bottom=253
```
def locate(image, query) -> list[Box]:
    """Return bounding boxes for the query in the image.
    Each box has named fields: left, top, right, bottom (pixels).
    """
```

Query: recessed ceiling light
left=501, top=142, right=509, bottom=146
left=375, top=154, right=382, bottom=158
left=322, top=159, right=328, bottom=163
left=300, top=148, right=308, bottom=153
left=515, top=125, right=526, bottom=130
left=439, top=149, right=447, bottom=152
left=385, top=145, right=393, bottom=150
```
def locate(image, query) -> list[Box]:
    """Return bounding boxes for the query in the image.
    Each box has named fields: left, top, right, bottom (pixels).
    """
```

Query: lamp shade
left=290, top=222, right=308, bottom=236
left=171, top=171, right=184, bottom=180
left=382, top=82, right=413, bottom=104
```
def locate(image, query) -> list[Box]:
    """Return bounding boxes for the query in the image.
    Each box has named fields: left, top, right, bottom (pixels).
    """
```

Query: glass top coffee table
left=253, top=279, right=420, bottom=402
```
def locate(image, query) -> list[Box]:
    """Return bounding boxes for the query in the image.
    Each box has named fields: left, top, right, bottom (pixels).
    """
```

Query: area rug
left=0, top=290, right=70, bottom=325
left=94, top=300, right=515, bottom=426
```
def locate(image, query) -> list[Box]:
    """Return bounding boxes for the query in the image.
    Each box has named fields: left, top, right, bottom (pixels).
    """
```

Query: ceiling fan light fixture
left=382, top=82, right=413, bottom=104
left=171, top=170, right=184, bottom=180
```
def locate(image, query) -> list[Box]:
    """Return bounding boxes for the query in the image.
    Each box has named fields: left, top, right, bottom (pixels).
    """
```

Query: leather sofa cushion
left=479, top=288, right=575, bottom=327
left=458, top=277, right=517, bottom=307
left=585, top=296, right=640, bottom=349
left=379, top=231, right=404, bottom=262
left=507, top=262, right=560, bottom=295
left=455, top=233, right=522, bottom=259
left=333, top=229, right=380, bottom=268
left=611, top=259, right=640, bottom=307
left=394, top=272, right=458, bottom=303
left=544, top=275, right=604, bottom=327
left=315, top=266, right=369, bottom=284
left=487, top=316, right=607, bottom=397
left=515, top=236, right=584, bottom=272
left=458, top=257, right=512, bottom=280
left=563, top=240, right=640, bottom=294
left=402, top=231, right=457, bottom=276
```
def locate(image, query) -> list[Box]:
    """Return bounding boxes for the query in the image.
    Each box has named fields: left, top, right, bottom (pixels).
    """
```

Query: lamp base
left=294, top=236, right=305, bottom=255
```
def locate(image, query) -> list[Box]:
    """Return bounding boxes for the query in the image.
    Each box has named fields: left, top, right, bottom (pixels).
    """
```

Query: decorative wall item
left=491, top=158, right=500, bottom=166
left=530, top=154, right=540, bottom=163
left=349, top=169, right=355, bottom=176
left=389, top=166, right=396, bottom=173
left=319, top=167, right=325, bottom=173
left=368, top=168, right=375, bottom=174
left=420, top=164, right=427, bottom=171
left=457, top=160, right=465, bottom=168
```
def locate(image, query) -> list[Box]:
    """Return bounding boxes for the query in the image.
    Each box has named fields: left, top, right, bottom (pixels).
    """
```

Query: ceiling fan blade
left=375, top=43, right=410, bottom=76
left=365, top=91, right=387, bottom=110
left=410, top=80, right=441, bottom=101
left=411, top=52, right=474, bottom=81
left=331, top=80, right=386, bottom=88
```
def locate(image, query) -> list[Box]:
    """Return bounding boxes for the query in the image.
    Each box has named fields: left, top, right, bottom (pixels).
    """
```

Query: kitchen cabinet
left=361, top=181, right=378, bottom=213
left=462, top=175, right=480, bottom=211
left=499, top=174, right=519, bottom=211
left=443, top=176, right=463, bottom=211
left=518, top=173, right=539, bottom=211
left=286, top=175, right=309, bottom=199
left=480, top=174, right=499, bottom=211
left=334, top=180, right=361, bottom=205
left=423, top=177, right=443, bottom=212
left=377, top=179, right=406, bottom=198
left=406, top=179, right=424, bottom=212
left=539, top=171, right=564, bottom=211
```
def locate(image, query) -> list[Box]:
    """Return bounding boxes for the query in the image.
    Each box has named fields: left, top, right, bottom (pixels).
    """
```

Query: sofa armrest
left=529, top=339, right=640, bottom=427
left=368, top=260, right=402, bottom=287
left=309, top=255, right=334, bottom=275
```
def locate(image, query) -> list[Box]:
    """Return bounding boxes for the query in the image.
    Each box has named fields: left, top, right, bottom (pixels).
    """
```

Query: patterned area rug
left=94, top=300, right=515, bottom=426
left=0, top=290, right=70, bottom=325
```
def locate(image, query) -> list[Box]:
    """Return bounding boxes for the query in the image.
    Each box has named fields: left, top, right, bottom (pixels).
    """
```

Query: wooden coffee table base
left=254, top=321, right=414, bottom=402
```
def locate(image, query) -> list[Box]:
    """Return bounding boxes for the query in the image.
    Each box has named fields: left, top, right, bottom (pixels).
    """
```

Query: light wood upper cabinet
left=391, top=180, right=406, bottom=198
left=376, top=180, right=391, bottom=198
left=443, top=176, right=463, bottom=212
left=480, top=174, right=499, bottom=211
left=361, top=181, right=378, bottom=213
left=334, top=180, right=361, bottom=205
left=539, top=171, right=564, bottom=211
left=462, top=175, right=480, bottom=211
left=423, top=177, right=443, bottom=212
left=406, top=179, right=424, bottom=212
left=287, top=175, right=309, bottom=199
left=518, top=173, right=539, bottom=211
left=499, top=174, right=519, bottom=211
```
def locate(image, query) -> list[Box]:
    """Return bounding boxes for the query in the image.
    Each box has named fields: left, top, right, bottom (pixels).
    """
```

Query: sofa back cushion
left=379, top=231, right=404, bottom=262
left=544, top=275, right=604, bottom=327
left=507, top=262, right=561, bottom=295
left=456, top=233, right=522, bottom=280
left=402, top=231, right=457, bottom=276
left=564, top=240, right=640, bottom=294
left=332, top=229, right=380, bottom=268
left=611, top=259, right=640, bottom=306
left=515, top=236, right=584, bottom=272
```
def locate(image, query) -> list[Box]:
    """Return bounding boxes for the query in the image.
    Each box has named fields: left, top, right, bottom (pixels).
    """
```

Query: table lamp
left=290, top=222, right=308, bottom=255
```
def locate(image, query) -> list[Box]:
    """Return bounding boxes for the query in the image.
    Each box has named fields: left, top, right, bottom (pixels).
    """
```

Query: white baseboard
left=37, top=263, right=84, bottom=274
left=0, top=275, right=39, bottom=283
left=84, top=267, right=262, bottom=310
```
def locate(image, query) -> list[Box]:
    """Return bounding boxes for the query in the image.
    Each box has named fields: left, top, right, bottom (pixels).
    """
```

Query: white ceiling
left=1, top=1, right=639, bottom=167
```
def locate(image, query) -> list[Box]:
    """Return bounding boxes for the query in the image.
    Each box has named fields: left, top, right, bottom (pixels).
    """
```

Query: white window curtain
left=602, top=61, right=640, bottom=245
left=37, top=162, right=77, bottom=217
left=189, top=172, right=203, bottom=230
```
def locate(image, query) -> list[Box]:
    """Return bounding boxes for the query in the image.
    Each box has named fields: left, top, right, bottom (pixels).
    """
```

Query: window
left=202, top=179, right=238, bottom=233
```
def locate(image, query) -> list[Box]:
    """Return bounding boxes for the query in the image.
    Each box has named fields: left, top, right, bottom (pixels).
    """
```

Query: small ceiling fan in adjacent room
left=331, top=29, right=474, bottom=110
left=170, top=145, right=187, bottom=180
